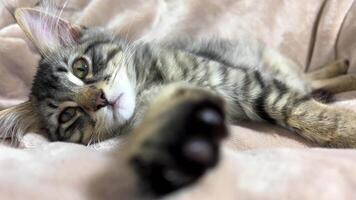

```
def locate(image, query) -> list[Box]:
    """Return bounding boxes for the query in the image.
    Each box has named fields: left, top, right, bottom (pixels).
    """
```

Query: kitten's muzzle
left=77, top=87, right=109, bottom=111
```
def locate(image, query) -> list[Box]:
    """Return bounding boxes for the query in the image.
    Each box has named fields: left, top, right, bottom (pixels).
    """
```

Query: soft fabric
left=1, top=0, right=356, bottom=199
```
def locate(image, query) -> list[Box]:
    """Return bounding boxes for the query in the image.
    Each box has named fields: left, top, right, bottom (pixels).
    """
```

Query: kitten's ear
left=14, top=8, right=83, bottom=55
left=0, top=101, right=41, bottom=142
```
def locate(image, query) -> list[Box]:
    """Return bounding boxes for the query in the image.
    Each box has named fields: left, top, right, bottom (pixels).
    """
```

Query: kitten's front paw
left=128, top=88, right=228, bottom=196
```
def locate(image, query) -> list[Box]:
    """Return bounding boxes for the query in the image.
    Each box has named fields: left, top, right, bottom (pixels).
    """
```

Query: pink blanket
left=1, top=0, right=356, bottom=199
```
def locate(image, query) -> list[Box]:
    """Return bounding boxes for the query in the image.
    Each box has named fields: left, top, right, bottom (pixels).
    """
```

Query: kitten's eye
left=72, top=58, right=89, bottom=79
left=59, top=107, right=77, bottom=123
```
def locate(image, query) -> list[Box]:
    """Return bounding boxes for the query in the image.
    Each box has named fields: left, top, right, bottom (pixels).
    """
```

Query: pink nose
left=95, top=90, right=109, bottom=110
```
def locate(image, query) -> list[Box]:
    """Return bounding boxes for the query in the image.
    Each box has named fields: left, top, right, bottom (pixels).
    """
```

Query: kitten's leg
left=306, top=59, right=350, bottom=80
left=236, top=77, right=356, bottom=148
left=310, top=74, right=356, bottom=94
left=305, top=59, right=356, bottom=94
left=251, top=50, right=356, bottom=147
left=90, top=85, right=228, bottom=199
left=301, top=60, right=351, bottom=101
left=282, top=98, right=356, bottom=148
left=215, top=65, right=356, bottom=148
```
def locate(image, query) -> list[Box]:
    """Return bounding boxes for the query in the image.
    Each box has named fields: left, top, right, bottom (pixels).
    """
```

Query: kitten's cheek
left=68, top=131, right=81, bottom=143
left=119, top=93, right=136, bottom=120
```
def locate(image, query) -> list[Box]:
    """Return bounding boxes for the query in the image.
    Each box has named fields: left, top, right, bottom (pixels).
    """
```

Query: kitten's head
left=0, top=8, right=137, bottom=144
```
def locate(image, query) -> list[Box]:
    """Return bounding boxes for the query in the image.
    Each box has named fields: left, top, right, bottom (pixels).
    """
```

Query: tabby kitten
left=1, top=6, right=356, bottom=148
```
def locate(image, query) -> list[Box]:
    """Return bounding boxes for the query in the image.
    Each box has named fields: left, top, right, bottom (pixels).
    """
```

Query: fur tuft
left=0, top=101, right=40, bottom=144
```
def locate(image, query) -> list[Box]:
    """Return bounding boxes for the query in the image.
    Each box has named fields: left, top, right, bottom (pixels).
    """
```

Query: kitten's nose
left=95, top=90, right=109, bottom=110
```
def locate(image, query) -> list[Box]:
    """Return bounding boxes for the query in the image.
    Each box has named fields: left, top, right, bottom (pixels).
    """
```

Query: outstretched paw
left=128, top=87, right=228, bottom=196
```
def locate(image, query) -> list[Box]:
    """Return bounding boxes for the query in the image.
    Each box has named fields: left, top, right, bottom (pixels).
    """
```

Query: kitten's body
left=37, top=35, right=309, bottom=143
left=86, top=38, right=349, bottom=147
left=129, top=40, right=306, bottom=126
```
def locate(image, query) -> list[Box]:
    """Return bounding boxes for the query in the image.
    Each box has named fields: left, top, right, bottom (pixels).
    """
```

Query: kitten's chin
left=111, top=92, right=136, bottom=122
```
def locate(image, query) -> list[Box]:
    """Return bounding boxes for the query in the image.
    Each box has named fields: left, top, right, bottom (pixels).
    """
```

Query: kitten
left=1, top=6, right=356, bottom=147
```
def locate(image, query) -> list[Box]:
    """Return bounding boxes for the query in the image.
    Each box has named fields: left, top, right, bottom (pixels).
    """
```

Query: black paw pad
left=183, top=138, right=214, bottom=166
left=130, top=101, right=227, bottom=197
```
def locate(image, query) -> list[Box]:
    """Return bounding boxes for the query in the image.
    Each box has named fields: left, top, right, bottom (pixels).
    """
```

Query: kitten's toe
left=129, top=96, right=228, bottom=197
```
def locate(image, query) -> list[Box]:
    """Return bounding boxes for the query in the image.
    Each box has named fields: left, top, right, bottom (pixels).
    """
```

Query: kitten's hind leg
left=256, top=87, right=356, bottom=148
left=226, top=66, right=356, bottom=148
left=306, top=60, right=356, bottom=101
left=306, top=59, right=350, bottom=80
left=90, top=85, right=228, bottom=199
left=285, top=98, right=356, bottom=148
left=311, top=74, right=356, bottom=94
